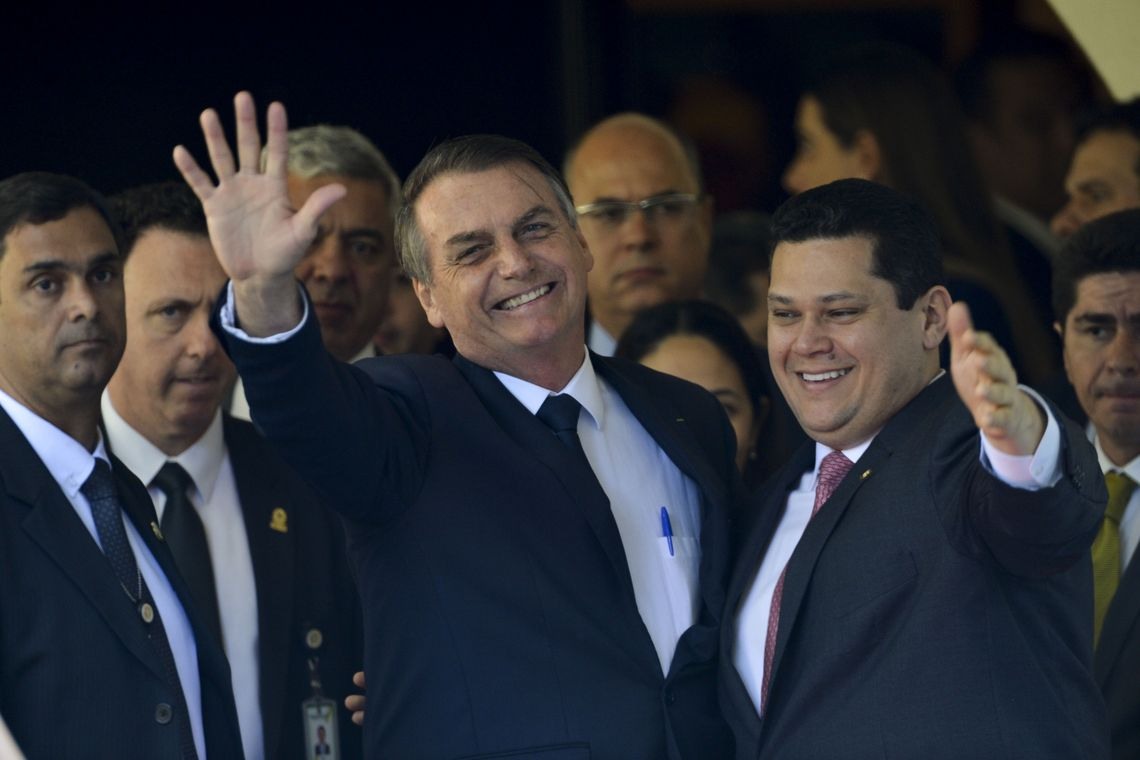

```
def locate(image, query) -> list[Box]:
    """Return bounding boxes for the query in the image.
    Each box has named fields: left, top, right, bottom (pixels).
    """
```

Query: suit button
left=155, top=703, right=173, bottom=724
left=665, top=689, right=676, bottom=705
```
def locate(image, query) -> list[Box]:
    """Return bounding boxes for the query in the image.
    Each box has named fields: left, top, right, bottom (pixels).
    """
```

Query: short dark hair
left=1053, top=208, right=1140, bottom=324
left=0, top=172, right=120, bottom=258
left=108, top=181, right=208, bottom=258
left=615, top=298, right=766, bottom=417
left=769, top=178, right=944, bottom=309
left=396, top=134, right=575, bottom=284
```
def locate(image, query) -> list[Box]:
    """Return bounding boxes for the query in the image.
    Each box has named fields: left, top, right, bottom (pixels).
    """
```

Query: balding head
left=564, top=114, right=712, bottom=344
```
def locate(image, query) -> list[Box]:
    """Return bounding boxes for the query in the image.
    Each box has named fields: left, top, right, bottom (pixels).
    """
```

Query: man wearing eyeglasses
left=565, top=114, right=714, bottom=355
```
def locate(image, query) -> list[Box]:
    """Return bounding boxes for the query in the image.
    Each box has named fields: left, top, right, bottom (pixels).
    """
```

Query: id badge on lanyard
left=302, top=655, right=340, bottom=760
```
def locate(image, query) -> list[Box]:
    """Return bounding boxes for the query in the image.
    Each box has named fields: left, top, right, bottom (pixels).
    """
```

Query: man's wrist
left=232, top=274, right=304, bottom=336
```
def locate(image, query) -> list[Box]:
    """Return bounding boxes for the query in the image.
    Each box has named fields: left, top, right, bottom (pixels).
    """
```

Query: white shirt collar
left=493, top=349, right=606, bottom=431
left=804, top=371, right=946, bottom=479
left=349, top=341, right=378, bottom=363
left=1094, top=433, right=1140, bottom=482
left=101, top=392, right=226, bottom=501
left=587, top=319, right=617, bottom=357
left=0, top=387, right=109, bottom=500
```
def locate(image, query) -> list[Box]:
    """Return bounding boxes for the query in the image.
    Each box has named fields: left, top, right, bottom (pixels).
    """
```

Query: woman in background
left=617, top=299, right=770, bottom=490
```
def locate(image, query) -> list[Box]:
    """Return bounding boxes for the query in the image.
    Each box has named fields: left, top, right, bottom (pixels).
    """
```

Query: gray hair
left=262, top=124, right=402, bottom=221
left=395, top=135, right=577, bottom=284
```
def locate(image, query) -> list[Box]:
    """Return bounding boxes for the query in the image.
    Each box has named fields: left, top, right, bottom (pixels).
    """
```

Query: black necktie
left=81, top=459, right=198, bottom=760
left=153, top=462, right=223, bottom=647
left=536, top=394, right=589, bottom=466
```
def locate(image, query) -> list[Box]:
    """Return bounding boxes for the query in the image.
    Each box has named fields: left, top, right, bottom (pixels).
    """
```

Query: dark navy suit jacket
left=218, top=307, right=738, bottom=760
left=720, top=377, right=1110, bottom=759
left=223, top=416, right=363, bottom=760
left=0, top=407, right=243, bottom=759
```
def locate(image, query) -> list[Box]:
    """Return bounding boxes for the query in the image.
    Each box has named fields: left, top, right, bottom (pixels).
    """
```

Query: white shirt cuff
left=979, top=385, right=1062, bottom=490
left=218, top=281, right=308, bottom=344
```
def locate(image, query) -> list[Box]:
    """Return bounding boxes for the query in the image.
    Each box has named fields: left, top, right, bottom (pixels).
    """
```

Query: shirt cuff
left=218, top=281, right=308, bottom=344
left=979, top=385, right=1062, bottom=490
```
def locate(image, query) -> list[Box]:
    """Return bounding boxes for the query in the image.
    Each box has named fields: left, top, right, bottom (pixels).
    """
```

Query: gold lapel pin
left=269, top=507, right=288, bottom=533
left=150, top=521, right=164, bottom=541
left=861, top=469, right=872, bottom=480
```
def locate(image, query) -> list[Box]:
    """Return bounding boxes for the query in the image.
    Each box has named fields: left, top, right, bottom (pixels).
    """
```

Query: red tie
left=761, top=450, right=854, bottom=708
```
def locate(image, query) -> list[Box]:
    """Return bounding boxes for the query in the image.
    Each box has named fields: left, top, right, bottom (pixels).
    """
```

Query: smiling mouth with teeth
left=498, top=284, right=553, bottom=311
left=799, top=368, right=851, bottom=382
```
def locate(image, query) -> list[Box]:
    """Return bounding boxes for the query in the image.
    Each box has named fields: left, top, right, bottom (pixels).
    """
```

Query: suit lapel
left=720, top=443, right=812, bottom=725
left=453, top=354, right=638, bottom=603
left=0, top=410, right=168, bottom=684
left=224, top=416, right=294, bottom=758
left=1095, top=550, right=1140, bottom=685
left=764, top=378, right=953, bottom=709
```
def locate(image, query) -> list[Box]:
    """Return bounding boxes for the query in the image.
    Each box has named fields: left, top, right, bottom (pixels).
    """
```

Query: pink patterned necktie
left=760, top=450, right=854, bottom=708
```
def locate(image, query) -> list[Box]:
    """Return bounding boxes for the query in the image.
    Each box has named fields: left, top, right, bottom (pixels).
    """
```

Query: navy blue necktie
left=536, top=394, right=589, bottom=466
left=82, top=459, right=199, bottom=760
left=154, top=461, right=223, bottom=647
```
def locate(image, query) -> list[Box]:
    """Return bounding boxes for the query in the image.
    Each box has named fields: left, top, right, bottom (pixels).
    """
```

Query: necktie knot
left=537, top=394, right=582, bottom=435
left=1104, top=471, right=1136, bottom=524
left=80, top=458, right=117, bottom=503
left=814, top=450, right=854, bottom=514
left=153, top=461, right=194, bottom=501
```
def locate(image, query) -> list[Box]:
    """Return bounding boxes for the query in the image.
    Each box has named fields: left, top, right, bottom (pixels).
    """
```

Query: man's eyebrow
left=767, top=291, right=862, bottom=305
left=1076, top=179, right=1111, bottom=194
left=444, top=229, right=492, bottom=248
left=23, top=250, right=119, bottom=274
left=588, top=190, right=684, bottom=204
left=340, top=227, right=386, bottom=241
left=820, top=291, right=863, bottom=304
left=1073, top=313, right=1117, bottom=325
left=513, top=205, right=558, bottom=230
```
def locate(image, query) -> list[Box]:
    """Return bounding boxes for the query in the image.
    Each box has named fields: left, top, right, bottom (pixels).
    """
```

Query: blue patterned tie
left=81, top=459, right=199, bottom=759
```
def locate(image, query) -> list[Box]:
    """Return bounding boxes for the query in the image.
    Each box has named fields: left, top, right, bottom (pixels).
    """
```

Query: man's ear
left=852, top=129, right=883, bottom=182
left=919, top=285, right=952, bottom=350
left=412, top=279, right=445, bottom=329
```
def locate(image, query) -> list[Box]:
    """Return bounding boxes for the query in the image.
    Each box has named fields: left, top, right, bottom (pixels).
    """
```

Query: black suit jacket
left=721, top=377, right=1110, bottom=759
left=0, top=407, right=243, bottom=759
left=1098, top=542, right=1140, bottom=760
left=218, top=308, right=737, bottom=760
left=223, top=416, right=363, bottom=760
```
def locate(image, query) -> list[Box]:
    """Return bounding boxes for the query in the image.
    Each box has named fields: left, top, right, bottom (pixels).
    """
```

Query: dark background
left=0, top=1, right=1093, bottom=212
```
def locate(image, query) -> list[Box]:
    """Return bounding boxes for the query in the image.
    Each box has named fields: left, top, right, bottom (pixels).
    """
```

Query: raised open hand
left=948, top=301, right=1045, bottom=455
left=173, top=92, right=346, bottom=334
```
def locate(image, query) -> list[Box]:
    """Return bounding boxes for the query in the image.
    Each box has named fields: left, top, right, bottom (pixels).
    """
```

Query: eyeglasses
left=575, top=193, right=702, bottom=229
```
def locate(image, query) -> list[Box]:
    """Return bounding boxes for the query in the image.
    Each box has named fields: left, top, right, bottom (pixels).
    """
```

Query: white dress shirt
left=0, top=389, right=205, bottom=759
left=1094, top=436, right=1140, bottom=570
left=497, top=354, right=703, bottom=674
left=733, top=382, right=1065, bottom=716
left=102, top=395, right=264, bottom=760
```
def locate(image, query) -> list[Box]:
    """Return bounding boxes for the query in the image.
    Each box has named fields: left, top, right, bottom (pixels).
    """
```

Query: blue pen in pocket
left=660, top=506, right=674, bottom=557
